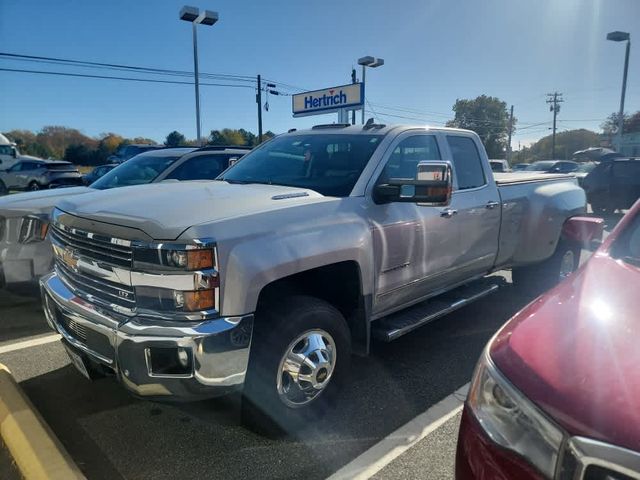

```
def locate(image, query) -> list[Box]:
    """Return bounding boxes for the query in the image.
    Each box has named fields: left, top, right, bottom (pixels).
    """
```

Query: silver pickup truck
left=40, top=124, right=598, bottom=433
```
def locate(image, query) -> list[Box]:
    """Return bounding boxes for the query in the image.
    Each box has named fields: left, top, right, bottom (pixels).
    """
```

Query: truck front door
left=444, top=134, right=501, bottom=280
left=370, top=133, right=463, bottom=314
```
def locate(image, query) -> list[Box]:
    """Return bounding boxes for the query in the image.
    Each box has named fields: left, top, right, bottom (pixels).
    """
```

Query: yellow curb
left=0, top=364, right=85, bottom=479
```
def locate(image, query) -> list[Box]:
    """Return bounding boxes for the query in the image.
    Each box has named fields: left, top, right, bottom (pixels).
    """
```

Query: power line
left=0, top=52, right=256, bottom=82
left=0, top=67, right=256, bottom=88
left=0, top=51, right=304, bottom=96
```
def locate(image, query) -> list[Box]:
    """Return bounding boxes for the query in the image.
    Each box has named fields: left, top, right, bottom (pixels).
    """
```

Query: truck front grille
left=56, top=260, right=136, bottom=309
left=50, top=223, right=133, bottom=268
left=51, top=222, right=136, bottom=310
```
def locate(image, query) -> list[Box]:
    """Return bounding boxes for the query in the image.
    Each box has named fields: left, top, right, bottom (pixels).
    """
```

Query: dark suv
left=583, top=158, right=640, bottom=214
left=0, top=160, right=83, bottom=194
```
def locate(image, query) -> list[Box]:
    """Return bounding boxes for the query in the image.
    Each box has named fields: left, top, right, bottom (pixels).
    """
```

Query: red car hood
left=491, top=254, right=640, bottom=452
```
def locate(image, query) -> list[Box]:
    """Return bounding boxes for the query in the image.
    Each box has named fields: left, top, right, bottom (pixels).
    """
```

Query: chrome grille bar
left=56, top=262, right=136, bottom=309
left=50, top=223, right=132, bottom=268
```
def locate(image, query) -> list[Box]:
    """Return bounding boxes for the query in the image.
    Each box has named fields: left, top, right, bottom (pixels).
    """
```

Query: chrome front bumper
left=40, top=272, right=253, bottom=400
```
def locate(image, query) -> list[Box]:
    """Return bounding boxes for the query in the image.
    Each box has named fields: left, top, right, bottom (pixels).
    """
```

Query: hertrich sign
left=292, top=83, right=364, bottom=117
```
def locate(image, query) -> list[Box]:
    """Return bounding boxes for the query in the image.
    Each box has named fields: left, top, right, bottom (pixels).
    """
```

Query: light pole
left=180, top=6, right=219, bottom=146
left=606, top=31, right=631, bottom=152
left=357, top=56, right=384, bottom=124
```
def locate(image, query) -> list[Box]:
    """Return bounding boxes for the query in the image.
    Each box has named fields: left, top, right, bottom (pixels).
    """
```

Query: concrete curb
left=0, top=363, right=85, bottom=479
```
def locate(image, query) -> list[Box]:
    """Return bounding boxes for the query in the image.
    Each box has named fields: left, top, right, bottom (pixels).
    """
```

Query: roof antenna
left=363, top=117, right=375, bottom=130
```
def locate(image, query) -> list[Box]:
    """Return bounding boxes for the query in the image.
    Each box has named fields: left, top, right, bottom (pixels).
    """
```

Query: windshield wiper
left=623, top=256, right=640, bottom=268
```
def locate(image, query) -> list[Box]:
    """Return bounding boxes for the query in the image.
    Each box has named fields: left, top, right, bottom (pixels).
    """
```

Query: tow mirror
left=11, top=148, right=17, bottom=158
left=374, top=161, right=453, bottom=206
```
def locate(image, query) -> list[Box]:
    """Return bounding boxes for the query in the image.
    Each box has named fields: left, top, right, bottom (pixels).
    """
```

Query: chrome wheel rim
left=559, top=250, right=575, bottom=280
left=277, top=329, right=336, bottom=408
left=29, top=183, right=39, bottom=191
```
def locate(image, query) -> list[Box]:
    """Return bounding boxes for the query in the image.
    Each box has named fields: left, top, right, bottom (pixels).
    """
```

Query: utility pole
left=256, top=74, right=263, bottom=143
left=351, top=68, right=357, bottom=125
left=546, top=92, right=563, bottom=159
left=507, top=105, right=514, bottom=163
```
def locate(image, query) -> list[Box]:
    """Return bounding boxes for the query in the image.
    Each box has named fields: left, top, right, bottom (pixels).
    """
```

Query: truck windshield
left=219, top=134, right=383, bottom=197
left=91, top=154, right=181, bottom=190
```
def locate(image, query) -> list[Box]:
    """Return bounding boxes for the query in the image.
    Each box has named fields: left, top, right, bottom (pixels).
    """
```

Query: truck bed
left=494, top=172, right=574, bottom=185
left=493, top=172, right=585, bottom=269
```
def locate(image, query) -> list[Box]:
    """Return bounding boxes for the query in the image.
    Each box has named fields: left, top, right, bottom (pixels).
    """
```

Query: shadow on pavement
left=0, top=289, right=50, bottom=343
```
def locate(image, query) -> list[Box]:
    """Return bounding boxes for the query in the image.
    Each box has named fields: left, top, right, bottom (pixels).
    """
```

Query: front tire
left=241, top=295, right=351, bottom=436
left=512, top=240, right=581, bottom=294
left=28, top=181, right=41, bottom=191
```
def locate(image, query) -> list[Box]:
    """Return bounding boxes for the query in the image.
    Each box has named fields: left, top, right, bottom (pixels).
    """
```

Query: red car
left=456, top=201, right=640, bottom=480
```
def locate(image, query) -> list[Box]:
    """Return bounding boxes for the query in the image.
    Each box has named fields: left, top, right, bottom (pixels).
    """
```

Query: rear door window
left=446, top=136, right=486, bottom=190
left=165, top=154, right=229, bottom=181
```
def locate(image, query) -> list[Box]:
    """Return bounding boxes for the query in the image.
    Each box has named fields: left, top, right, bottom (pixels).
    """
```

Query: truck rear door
left=443, top=134, right=501, bottom=280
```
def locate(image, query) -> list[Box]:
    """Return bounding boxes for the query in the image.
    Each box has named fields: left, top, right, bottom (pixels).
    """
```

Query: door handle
left=486, top=201, right=500, bottom=210
left=440, top=208, right=458, bottom=218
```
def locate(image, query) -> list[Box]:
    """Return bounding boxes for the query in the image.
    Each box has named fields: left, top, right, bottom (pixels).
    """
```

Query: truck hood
left=56, top=181, right=330, bottom=240
left=0, top=187, right=92, bottom=216
left=491, top=254, right=640, bottom=452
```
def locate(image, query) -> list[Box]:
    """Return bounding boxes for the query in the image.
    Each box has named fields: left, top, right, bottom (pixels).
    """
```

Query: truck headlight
left=18, top=215, right=49, bottom=244
left=467, top=350, right=565, bottom=478
left=133, top=246, right=215, bottom=271
left=132, top=243, right=219, bottom=315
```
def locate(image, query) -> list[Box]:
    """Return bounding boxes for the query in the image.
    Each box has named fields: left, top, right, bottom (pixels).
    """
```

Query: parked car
left=82, top=163, right=118, bottom=185
left=40, top=124, right=588, bottom=434
left=106, top=143, right=163, bottom=163
left=583, top=157, right=640, bottom=214
left=0, top=146, right=249, bottom=288
left=0, top=160, right=83, bottom=194
left=511, top=162, right=530, bottom=171
left=456, top=201, right=640, bottom=480
left=525, top=160, right=579, bottom=173
left=489, top=159, right=511, bottom=172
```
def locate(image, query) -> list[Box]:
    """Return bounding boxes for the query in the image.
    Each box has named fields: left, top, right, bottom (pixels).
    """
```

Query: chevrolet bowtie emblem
left=61, top=246, right=80, bottom=272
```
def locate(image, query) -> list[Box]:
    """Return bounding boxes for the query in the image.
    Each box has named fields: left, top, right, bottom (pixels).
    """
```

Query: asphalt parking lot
left=0, top=213, right=620, bottom=480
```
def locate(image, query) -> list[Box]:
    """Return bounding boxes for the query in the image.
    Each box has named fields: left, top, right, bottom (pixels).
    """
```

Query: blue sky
left=1, top=0, right=638, bottom=147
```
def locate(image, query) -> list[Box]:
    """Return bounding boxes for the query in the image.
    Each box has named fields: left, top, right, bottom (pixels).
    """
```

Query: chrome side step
left=372, top=278, right=502, bottom=342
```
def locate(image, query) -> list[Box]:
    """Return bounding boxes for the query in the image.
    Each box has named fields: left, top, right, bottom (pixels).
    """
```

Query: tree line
left=5, top=102, right=638, bottom=166
left=3, top=127, right=275, bottom=166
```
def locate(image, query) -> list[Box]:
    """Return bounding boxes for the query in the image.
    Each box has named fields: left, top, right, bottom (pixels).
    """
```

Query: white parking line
left=327, top=383, right=469, bottom=480
left=0, top=333, right=60, bottom=355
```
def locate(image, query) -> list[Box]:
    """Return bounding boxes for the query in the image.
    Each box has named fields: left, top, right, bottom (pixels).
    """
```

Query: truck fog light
left=147, top=347, right=193, bottom=376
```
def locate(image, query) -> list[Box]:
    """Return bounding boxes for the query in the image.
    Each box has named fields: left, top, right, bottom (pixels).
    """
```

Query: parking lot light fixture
left=357, top=56, right=384, bottom=124
left=180, top=6, right=219, bottom=146
left=606, top=31, right=631, bottom=152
